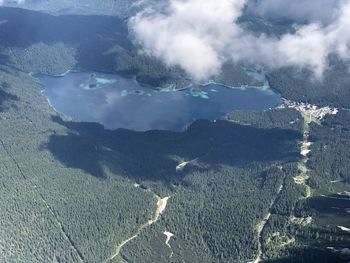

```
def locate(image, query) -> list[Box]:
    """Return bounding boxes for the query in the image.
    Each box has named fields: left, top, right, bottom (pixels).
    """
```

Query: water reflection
left=38, top=72, right=281, bottom=131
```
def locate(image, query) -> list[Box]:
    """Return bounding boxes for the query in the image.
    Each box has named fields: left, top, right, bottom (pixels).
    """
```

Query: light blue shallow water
left=38, top=72, right=281, bottom=131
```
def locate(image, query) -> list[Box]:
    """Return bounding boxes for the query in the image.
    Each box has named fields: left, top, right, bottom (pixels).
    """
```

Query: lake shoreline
left=37, top=70, right=281, bottom=132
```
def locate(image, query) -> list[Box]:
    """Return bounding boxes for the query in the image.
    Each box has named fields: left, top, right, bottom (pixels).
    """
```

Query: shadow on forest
left=265, top=246, right=350, bottom=263
left=43, top=116, right=302, bottom=182
left=0, top=7, right=128, bottom=48
left=0, top=7, right=129, bottom=71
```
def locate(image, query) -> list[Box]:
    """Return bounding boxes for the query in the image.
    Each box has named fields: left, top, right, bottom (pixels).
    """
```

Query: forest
left=0, top=5, right=349, bottom=263
left=267, top=56, right=350, bottom=108
left=0, top=7, right=269, bottom=91
left=0, top=64, right=307, bottom=262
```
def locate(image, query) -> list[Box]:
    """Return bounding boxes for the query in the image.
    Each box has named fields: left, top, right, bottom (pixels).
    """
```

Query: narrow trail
left=0, top=139, right=85, bottom=262
left=249, top=110, right=316, bottom=263
left=163, top=231, right=174, bottom=258
left=105, top=188, right=170, bottom=263
left=283, top=100, right=338, bottom=197
left=293, top=116, right=312, bottom=198
left=250, top=108, right=332, bottom=262
left=249, top=183, right=285, bottom=263
left=253, top=102, right=343, bottom=262
left=38, top=193, right=85, bottom=262
left=0, top=139, right=28, bottom=181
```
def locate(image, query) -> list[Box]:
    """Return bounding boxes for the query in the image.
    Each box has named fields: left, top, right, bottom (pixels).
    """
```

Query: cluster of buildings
left=281, top=98, right=338, bottom=120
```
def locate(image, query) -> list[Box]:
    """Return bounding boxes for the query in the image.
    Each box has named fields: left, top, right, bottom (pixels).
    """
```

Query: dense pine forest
left=0, top=5, right=349, bottom=263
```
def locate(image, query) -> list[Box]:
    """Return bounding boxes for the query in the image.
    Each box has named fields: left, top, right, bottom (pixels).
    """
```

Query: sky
left=129, top=0, right=350, bottom=80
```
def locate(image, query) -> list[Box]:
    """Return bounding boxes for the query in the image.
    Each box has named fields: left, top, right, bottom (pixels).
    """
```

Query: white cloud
left=129, top=0, right=246, bottom=80
left=253, top=2, right=350, bottom=76
left=129, top=0, right=350, bottom=81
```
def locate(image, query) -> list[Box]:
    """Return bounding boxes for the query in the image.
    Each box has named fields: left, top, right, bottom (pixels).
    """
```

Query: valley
left=0, top=4, right=349, bottom=263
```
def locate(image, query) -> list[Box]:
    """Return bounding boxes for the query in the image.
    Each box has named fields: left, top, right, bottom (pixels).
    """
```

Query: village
left=281, top=98, right=338, bottom=121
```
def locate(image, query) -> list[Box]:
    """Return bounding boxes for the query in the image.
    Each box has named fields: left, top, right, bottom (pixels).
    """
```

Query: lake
left=38, top=72, right=281, bottom=131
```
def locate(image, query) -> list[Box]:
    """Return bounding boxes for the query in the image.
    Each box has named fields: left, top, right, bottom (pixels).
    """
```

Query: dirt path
left=249, top=183, right=284, bottom=263
left=105, top=189, right=170, bottom=263
left=176, top=158, right=198, bottom=172
left=163, top=231, right=174, bottom=258
left=293, top=118, right=312, bottom=198
left=249, top=101, right=339, bottom=263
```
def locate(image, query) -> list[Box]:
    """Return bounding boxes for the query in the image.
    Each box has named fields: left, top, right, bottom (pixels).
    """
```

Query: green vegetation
left=308, top=110, right=350, bottom=187
left=0, top=62, right=307, bottom=262
left=0, top=6, right=349, bottom=263
left=0, top=7, right=264, bottom=91
left=0, top=66, right=158, bottom=262
left=228, top=108, right=304, bottom=130
left=259, top=111, right=350, bottom=263
left=4, top=42, right=77, bottom=75
left=267, top=56, right=350, bottom=108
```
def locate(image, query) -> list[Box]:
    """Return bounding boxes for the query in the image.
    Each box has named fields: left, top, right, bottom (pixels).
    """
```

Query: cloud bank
left=129, top=0, right=350, bottom=80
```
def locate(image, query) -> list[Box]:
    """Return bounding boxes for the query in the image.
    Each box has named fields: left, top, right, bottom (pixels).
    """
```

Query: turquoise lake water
left=38, top=72, right=281, bottom=131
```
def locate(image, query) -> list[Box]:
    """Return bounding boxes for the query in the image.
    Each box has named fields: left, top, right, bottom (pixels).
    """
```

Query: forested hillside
left=0, top=7, right=261, bottom=90
left=2, top=0, right=134, bottom=16
left=0, top=5, right=349, bottom=263
left=267, top=56, right=350, bottom=108
left=0, top=63, right=306, bottom=262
